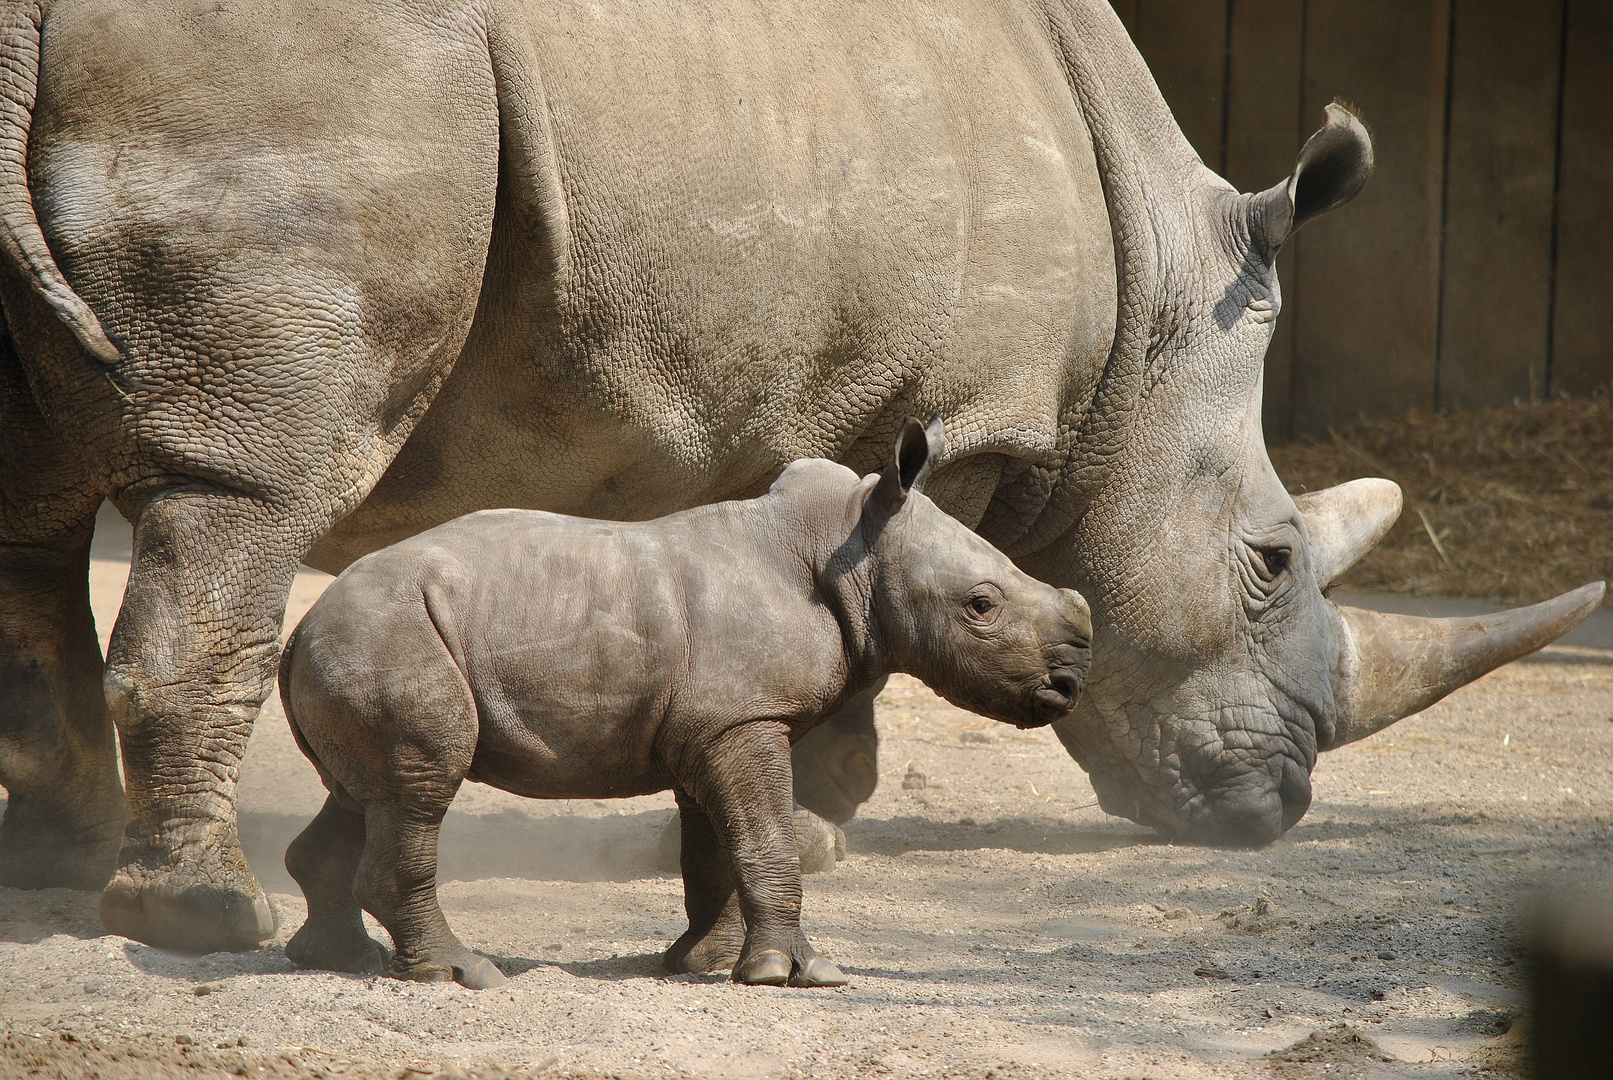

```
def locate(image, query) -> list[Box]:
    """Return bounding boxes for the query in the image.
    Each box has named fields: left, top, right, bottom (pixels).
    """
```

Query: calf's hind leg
left=355, top=800, right=506, bottom=990
left=284, top=795, right=389, bottom=975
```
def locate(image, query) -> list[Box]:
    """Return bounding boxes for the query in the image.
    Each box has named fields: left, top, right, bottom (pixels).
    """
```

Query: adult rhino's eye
left=1257, top=547, right=1290, bottom=577
left=968, top=595, right=995, bottom=616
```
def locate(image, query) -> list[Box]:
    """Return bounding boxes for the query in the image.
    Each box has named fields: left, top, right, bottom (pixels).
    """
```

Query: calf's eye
left=968, top=595, right=995, bottom=616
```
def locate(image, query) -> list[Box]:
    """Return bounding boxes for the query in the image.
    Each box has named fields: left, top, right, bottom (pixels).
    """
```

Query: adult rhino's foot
left=389, top=949, right=507, bottom=990
left=0, top=803, right=125, bottom=892
left=792, top=807, right=846, bottom=874
left=285, top=920, right=390, bottom=975
left=100, top=843, right=275, bottom=953
left=791, top=680, right=883, bottom=826
left=734, top=948, right=847, bottom=988
left=664, top=913, right=747, bottom=974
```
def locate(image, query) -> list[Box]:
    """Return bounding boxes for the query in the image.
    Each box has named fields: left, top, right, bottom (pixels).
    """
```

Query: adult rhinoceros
left=0, top=0, right=1599, bottom=955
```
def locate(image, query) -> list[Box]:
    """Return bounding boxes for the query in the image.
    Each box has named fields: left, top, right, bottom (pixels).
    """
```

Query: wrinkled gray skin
left=0, top=0, right=1599, bottom=954
left=279, top=418, right=1092, bottom=989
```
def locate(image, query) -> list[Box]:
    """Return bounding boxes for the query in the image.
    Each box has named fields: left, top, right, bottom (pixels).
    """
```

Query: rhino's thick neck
left=972, top=0, right=1215, bottom=569
left=750, top=471, right=890, bottom=694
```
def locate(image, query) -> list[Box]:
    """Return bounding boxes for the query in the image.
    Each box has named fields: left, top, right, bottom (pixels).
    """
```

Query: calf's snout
left=1022, top=588, right=1093, bottom=726
left=1057, top=587, right=1093, bottom=645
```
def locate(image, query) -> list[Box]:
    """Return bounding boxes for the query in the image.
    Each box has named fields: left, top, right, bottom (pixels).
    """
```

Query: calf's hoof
left=790, top=955, right=848, bottom=988
left=735, top=948, right=792, bottom=986
left=734, top=949, right=847, bottom=988
left=665, top=920, right=746, bottom=974
left=285, top=923, right=390, bottom=975
left=100, top=853, right=275, bottom=953
left=390, top=954, right=507, bottom=990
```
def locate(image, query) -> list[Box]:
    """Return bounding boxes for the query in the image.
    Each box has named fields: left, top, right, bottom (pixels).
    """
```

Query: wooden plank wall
left=1111, top=0, right=1612, bottom=440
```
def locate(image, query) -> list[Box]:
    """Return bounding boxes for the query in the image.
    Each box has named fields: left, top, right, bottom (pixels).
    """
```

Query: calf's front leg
left=663, top=788, right=745, bottom=973
left=678, top=721, right=846, bottom=987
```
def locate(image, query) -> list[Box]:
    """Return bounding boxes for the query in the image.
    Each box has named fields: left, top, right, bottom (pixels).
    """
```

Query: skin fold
left=0, top=0, right=1596, bottom=952
left=279, top=419, right=1092, bottom=989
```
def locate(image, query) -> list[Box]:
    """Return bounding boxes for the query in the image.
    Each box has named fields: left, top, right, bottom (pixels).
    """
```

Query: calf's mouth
left=1028, top=667, right=1084, bottom=725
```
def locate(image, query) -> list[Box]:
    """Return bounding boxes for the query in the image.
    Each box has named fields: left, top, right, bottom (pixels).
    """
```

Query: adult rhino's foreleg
left=0, top=340, right=124, bottom=890
left=790, top=675, right=884, bottom=825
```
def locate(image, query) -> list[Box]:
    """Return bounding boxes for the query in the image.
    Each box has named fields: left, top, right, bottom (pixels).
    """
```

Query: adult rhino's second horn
left=1296, top=478, right=1403, bottom=588
left=1324, top=582, right=1606, bottom=749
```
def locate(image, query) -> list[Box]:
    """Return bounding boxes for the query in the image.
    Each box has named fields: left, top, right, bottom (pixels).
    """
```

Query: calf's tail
left=278, top=623, right=328, bottom=782
left=0, top=1, right=117, bottom=362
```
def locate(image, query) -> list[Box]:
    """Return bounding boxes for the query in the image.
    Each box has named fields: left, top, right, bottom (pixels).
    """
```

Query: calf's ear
left=867, top=413, right=945, bottom=517
left=1248, top=101, right=1373, bottom=262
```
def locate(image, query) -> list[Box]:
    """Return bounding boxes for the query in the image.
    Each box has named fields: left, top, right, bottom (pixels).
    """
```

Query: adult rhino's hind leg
left=98, top=489, right=316, bottom=951
left=0, top=344, right=125, bottom=889
left=285, top=795, right=389, bottom=975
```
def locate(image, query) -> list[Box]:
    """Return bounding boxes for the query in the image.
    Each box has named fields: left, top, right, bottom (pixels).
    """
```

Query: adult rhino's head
left=1024, top=101, right=1603, bottom=847
left=856, top=416, right=1092, bottom=730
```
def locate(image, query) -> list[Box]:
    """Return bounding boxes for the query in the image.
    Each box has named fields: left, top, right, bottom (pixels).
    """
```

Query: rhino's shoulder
left=767, top=458, right=861, bottom=499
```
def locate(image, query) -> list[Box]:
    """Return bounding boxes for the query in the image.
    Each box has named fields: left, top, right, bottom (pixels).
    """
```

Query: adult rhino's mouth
left=1065, top=702, right=1316, bottom=847
left=1085, top=754, right=1312, bottom=847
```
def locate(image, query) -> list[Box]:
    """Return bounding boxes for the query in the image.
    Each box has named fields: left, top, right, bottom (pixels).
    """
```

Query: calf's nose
left=1058, top=587, right=1092, bottom=643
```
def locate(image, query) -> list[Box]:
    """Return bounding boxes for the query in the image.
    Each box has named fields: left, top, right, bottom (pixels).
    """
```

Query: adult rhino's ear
left=868, top=413, right=945, bottom=517
left=1248, top=101, right=1374, bottom=262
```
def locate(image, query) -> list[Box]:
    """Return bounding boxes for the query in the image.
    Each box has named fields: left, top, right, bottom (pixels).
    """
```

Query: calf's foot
left=286, top=921, right=389, bottom=975
left=389, top=947, right=507, bottom=990
left=664, top=905, right=746, bottom=974
left=735, top=946, right=847, bottom=988
left=284, top=796, right=385, bottom=973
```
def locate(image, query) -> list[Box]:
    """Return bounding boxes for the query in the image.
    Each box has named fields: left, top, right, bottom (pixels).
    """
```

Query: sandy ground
left=3, top=505, right=1610, bottom=1079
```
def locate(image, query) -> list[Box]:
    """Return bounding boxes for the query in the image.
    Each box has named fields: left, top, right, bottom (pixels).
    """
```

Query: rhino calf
left=279, top=417, right=1091, bottom=989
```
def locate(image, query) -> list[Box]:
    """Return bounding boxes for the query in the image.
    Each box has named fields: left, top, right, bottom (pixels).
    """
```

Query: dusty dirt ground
left=3, top=508, right=1610, bottom=1079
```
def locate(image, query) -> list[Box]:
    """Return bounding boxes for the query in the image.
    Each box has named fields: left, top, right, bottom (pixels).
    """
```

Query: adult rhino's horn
left=1324, top=582, right=1606, bottom=749
left=1296, top=478, right=1402, bottom=588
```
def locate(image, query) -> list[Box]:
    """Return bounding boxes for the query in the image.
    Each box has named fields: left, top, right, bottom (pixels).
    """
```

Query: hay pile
left=1268, top=389, right=1613, bottom=605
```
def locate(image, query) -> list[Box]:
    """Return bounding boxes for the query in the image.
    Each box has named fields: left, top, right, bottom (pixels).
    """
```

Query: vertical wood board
left=1437, top=0, right=1563, bottom=408
left=1224, top=0, right=1305, bottom=442
left=1127, top=0, right=1229, bottom=169
left=1550, top=0, right=1613, bottom=397
left=1291, top=0, right=1450, bottom=432
left=1108, top=0, right=1138, bottom=36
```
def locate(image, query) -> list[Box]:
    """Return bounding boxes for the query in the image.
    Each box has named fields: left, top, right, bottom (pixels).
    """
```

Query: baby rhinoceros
left=279, top=416, right=1091, bottom=990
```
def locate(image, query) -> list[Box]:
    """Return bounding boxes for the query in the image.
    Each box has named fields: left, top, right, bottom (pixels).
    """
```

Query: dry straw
left=1269, top=387, right=1613, bottom=606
